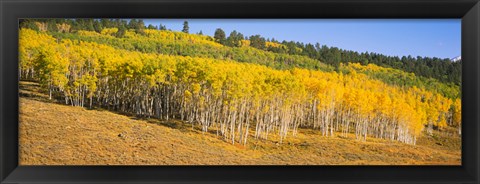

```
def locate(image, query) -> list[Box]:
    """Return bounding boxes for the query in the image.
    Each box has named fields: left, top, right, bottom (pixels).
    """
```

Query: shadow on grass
left=20, top=80, right=192, bottom=131
left=19, top=80, right=294, bottom=145
left=141, top=118, right=195, bottom=133
left=19, top=82, right=292, bottom=150
left=20, top=80, right=219, bottom=137
left=19, top=81, right=65, bottom=104
left=19, top=80, right=327, bottom=149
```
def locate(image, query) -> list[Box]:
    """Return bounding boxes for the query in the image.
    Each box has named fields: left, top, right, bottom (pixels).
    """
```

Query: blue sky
left=143, top=19, right=461, bottom=59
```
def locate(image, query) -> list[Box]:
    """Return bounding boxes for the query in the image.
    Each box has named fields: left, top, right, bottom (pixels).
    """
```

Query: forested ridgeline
left=27, top=22, right=460, bottom=99
left=20, top=19, right=461, bottom=86
left=19, top=29, right=461, bottom=146
left=26, top=20, right=332, bottom=73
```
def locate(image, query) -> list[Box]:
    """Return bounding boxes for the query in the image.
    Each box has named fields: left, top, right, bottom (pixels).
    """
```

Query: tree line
left=20, top=18, right=461, bottom=86
left=20, top=28, right=461, bottom=145
left=46, top=26, right=459, bottom=100
left=48, top=27, right=333, bottom=72
left=212, top=28, right=461, bottom=86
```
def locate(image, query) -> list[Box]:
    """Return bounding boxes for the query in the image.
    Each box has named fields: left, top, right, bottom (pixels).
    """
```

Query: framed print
left=1, top=0, right=479, bottom=183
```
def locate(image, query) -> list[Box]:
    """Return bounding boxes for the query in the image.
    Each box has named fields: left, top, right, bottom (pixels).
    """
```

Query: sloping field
left=19, top=81, right=461, bottom=165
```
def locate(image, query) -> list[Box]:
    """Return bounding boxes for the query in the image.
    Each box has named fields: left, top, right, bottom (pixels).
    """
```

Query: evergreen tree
left=214, top=28, right=226, bottom=44
left=93, top=20, right=103, bottom=33
left=19, top=19, right=39, bottom=31
left=100, top=19, right=113, bottom=28
left=147, top=24, right=156, bottom=29
left=159, top=24, right=167, bottom=30
left=116, top=24, right=126, bottom=38
left=46, top=19, right=58, bottom=32
left=182, top=21, right=189, bottom=33
left=226, top=30, right=243, bottom=47
left=128, top=19, right=138, bottom=29
left=138, top=20, right=145, bottom=28
left=135, top=20, right=146, bottom=35
left=85, top=19, right=95, bottom=31
left=249, top=35, right=266, bottom=50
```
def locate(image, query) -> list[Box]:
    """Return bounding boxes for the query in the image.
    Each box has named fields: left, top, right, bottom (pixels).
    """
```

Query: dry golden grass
left=19, top=81, right=461, bottom=165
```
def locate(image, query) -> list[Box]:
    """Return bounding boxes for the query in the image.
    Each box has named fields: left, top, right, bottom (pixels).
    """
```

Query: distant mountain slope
left=451, top=56, right=461, bottom=62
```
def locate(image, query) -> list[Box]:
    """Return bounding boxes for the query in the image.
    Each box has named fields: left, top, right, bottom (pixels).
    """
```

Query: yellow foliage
left=240, top=40, right=250, bottom=47
left=101, top=28, right=118, bottom=36
left=77, top=30, right=101, bottom=36
left=19, top=28, right=461, bottom=145
left=266, top=42, right=287, bottom=50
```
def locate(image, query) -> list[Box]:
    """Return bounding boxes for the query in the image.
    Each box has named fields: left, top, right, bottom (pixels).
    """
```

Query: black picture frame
left=1, top=0, right=479, bottom=183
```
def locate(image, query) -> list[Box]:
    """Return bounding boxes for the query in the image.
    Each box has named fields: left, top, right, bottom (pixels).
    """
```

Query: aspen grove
left=19, top=28, right=461, bottom=145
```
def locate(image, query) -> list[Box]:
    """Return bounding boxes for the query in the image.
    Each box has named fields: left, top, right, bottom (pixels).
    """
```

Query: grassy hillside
left=20, top=81, right=460, bottom=165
